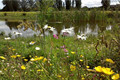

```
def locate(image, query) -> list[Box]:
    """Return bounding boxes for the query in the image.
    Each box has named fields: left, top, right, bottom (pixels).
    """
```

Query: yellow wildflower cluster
left=11, top=55, right=17, bottom=58
left=11, top=55, right=21, bottom=58
left=95, top=66, right=114, bottom=75
left=106, top=58, right=115, bottom=64
left=30, top=56, right=44, bottom=61
left=70, top=65, right=76, bottom=71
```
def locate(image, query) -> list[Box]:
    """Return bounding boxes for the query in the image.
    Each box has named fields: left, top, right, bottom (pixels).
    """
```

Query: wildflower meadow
left=0, top=23, right=120, bottom=80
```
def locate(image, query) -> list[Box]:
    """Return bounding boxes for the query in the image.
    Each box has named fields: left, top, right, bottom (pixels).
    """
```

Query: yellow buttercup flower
left=22, top=57, right=25, bottom=58
left=50, top=64, right=52, bottom=66
left=86, top=66, right=90, bottom=69
left=112, top=74, right=119, bottom=80
left=9, top=47, right=11, bottom=49
left=17, top=55, right=21, bottom=57
left=71, top=51, right=75, bottom=54
left=37, top=69, right=43, bottom=72
left=94, top=66, right=103, bottom=73
left=0, top=56, right=6, bottom=59
left=95, top=66, right=114, bottom=75
left=29, top=55, right=31, bottom=58
left=43, top=58, right=47, bottom=63
left=57, top=74, right=61, bottom=77
left=102, top=67, right=114, bottom=75
left=80, top=59, right=83, bottom=62
left=24, top=59, right=28, bottom=62
left=12, top=49, right=16, bottom=51
left=80, top=55, right=83, bottom=57
left=21, top=65, right=26, bottom=70
left=11, top=55, right=17, bottom=58
left=4, top=68, right=7, bottom=71
left=30, top=56, right=44, bottom=61
left=106, top=58, right=115, bottom=64
left=70, top=65, right=76, bottom=71
left=82, top=78, right=85, bottom=80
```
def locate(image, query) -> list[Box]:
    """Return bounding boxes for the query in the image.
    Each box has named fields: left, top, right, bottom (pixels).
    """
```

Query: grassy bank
left=0, top=12, right=38, bottom=21
left=0, top=11, right=120, bottom=23
left=0, top=23, right=120, bottom=79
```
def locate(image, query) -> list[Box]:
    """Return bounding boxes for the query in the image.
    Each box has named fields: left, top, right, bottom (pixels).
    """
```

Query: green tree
left=2, top=0, right=19, bottom=11
left=75, top=0, right=81, bottom=10
left=12, top=0, right=20, bottom=11
left=72, top=0, right=75, bottom=8
left=56, top=0, right=62, bottom=10
left=19, top=0, right=29, bottom=11
left=101, top=0, right=110, bottom=10
left=65, top=0, right=71, bottom=10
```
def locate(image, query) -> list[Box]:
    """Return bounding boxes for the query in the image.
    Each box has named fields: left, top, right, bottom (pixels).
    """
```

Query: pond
left=0, top=20, right=112, bottom=38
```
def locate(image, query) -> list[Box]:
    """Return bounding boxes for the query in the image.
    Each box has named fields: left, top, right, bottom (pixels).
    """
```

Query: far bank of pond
left=0, top=11, right=120, bottom=23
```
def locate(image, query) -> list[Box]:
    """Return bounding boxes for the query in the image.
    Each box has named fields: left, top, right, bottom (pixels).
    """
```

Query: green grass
left=0, top=12, right=37, bottom=21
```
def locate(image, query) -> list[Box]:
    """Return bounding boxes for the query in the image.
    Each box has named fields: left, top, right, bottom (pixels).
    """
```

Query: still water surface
left=0, top=21, right=112, bottom=38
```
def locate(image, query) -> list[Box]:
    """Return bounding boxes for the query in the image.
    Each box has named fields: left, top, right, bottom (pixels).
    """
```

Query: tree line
left=2, top=0, right=110, bottom=11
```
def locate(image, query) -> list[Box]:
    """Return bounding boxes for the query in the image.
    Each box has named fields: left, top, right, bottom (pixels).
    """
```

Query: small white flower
left=81, top=36, right=87, bottom=40
left=29, top=41, right=35, bottom=45
left=13, top=31, right=22, bottom=35
left=43, top=24, right=48, bottom=30
left=2, top=60, right=4, bottom=62
left=0, top=70, right=3, bottom=74
left=7, top=63, right=10, bottom=67
left=68, top=27, right=74, bottom=31
left=11, top=66, right=15, bottom=68
left=77, top=34, right=87, bottom=40
left=22, top=42, right=24, bottom=44
left=35, top=47, right=40, bottom=50
left=30, top=58, right=35, bottom=61
left=5, top=37, right=11, bottom=40
left=40, top=34, right=43, bottom=37
left=61, top=27, right=74, bottom=35
left=50, top=27, right=55, bottom=31
left=106, top=25, right=112, bottom=30
left=77, top=35, right=82, bottom=39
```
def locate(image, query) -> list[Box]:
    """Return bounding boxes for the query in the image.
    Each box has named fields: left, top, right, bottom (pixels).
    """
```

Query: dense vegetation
left=0, top=0, right=120, bottom=80
left=0, top=21, right=120, bottom=79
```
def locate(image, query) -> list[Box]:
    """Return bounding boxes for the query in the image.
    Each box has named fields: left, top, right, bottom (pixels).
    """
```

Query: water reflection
left=0, top=21, right=112, bottom=38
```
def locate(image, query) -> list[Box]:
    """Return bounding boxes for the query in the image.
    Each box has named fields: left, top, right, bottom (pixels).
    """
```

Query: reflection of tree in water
left=5, top=21, right=20, bottom=30
left=97, top=22, right=108, bottom=32
left=72, top=22, right=88, bottom=34
left=89, top=22, right=97, bottom=31
left=48, top=23, right=64, bottom=34
left=5, top=21, right=110, bottom=36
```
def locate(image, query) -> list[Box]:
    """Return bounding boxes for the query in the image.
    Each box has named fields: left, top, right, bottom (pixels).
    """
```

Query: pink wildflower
left=61, top=45, right=65, bottom=49
left=53, top=34, right=58, bottom=39
left=63, top=48, right=68, bottom=52
left=63, top=32, right=68, bottom=36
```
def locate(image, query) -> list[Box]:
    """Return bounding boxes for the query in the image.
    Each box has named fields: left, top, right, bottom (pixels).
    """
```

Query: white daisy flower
left=35, top=47, right=40, bottom=50
left=5, top=37, right=11, bottom=40
left=29, top=41, right=35, bottom=45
